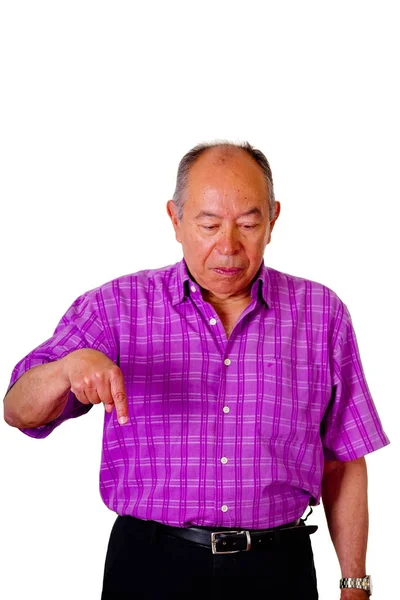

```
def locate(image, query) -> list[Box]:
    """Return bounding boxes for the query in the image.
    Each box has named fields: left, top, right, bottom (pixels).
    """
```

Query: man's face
left=167, top=148, right=280, bottom=300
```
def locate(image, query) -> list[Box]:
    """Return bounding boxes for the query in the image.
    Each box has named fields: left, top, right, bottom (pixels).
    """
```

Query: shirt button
left=222, top=406, right=230, bottom=414
left=221, top=505, right=229, bottom=513
left=190, top=285, right=196, bottom=293
left=221, top=457, right=228, bottom=465
left=224, top=358, right=231, bottom=366
left=209, top=318, right=217, bottom=325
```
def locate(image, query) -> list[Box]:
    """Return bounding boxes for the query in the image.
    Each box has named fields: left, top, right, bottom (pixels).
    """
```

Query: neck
left=201, top=287, right=252, bottom=309
left=201, top=288, right=253, bottom=338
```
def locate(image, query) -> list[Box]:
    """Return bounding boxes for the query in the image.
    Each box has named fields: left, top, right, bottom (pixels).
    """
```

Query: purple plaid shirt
left=8, top=260, right=389, bottom=528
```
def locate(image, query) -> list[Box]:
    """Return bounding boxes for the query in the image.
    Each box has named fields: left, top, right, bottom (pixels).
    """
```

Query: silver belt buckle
left=211, top=530, right=251, bottom=555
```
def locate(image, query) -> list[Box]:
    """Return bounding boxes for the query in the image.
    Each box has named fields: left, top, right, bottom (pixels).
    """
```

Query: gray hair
left=172, top=140, right=276, bottom=221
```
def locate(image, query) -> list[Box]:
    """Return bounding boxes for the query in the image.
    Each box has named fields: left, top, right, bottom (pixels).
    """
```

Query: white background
left=0, top=1, right=398, bottom=598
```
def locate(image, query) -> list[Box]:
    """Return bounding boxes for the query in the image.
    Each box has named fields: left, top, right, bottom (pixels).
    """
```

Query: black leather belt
left=160, top=519, right=318, bottom=554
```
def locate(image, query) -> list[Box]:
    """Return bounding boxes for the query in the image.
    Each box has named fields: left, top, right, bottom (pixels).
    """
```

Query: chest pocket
left=257, top=358, right=329, bottom=441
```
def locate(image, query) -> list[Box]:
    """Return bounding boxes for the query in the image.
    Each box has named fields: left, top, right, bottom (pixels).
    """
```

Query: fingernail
left=118, top=416, right=128, bottom=425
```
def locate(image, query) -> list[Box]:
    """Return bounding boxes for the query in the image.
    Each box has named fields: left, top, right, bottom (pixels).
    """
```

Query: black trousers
left=101, top=516, right=319, bottom=599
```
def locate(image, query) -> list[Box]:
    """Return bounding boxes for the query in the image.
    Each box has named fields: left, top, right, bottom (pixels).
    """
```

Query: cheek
left=251, top=231, right=269, bottom=252
left=189, top=230, right=213, bottom=249
left=183, top=234, right=214, bottom=262
left=243, top=232, right=265, bottom=248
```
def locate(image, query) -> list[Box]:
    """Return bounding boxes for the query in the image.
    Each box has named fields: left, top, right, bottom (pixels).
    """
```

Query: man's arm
left=4, top=349, right=129, bottom=428
left=4, top=359, right=72, bottom=428
left=322, top=456, right=369, bottom=599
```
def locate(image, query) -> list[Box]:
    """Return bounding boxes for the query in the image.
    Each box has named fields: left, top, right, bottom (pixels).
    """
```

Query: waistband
left=149, top=518, right=318, bottom=554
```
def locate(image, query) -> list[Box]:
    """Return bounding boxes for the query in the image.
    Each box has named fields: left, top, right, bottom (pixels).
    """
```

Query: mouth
left=212, top=267, right=243, bottom=276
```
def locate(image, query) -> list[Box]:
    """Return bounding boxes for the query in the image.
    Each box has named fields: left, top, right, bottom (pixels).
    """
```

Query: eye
left=201, top=225, right=218, bottom=231
left=240, top=224, right=258, bottom=230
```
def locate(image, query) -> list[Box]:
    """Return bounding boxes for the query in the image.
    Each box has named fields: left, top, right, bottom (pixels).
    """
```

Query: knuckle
left=109, top=364, right=122, bottom=377
left=83, top=375, right=98, bottom=388
left=113, top=391, right=126, bottom=405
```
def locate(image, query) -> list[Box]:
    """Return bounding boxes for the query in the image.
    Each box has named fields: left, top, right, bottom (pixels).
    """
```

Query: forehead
left=188, top=148, right=267, bottom=193
left=185, top=148, right=269, bottom=214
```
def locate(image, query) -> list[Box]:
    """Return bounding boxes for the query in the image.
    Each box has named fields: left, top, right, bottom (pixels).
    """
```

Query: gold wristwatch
left=339, top=575, right=372, bottom=596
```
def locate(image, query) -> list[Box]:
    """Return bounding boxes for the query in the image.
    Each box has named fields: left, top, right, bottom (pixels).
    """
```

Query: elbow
left=4, top=408, right=39, bottom=429
left=3, top=406, right=21, bottom=428
left=3, top=393, right=28, bottom=428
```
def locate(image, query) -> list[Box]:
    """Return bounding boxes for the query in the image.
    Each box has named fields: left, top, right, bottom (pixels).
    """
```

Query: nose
left=216, top=225, right=241, bottom=256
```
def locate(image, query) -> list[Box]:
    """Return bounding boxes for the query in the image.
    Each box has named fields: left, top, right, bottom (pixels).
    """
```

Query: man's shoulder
left=104, top=262, right=179, bottom=287
left=265, top=265, right=345, bottom=311
left=90, top=261, right=182, bottom=302
left=266, top=265, right=332, bottom=290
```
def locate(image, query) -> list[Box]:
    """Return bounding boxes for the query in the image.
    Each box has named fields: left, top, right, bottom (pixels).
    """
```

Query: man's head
left=167, top=141, right=280, bottom=301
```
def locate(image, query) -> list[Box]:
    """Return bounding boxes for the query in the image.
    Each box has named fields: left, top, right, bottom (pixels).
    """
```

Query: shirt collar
left=172, top=258, right=272, bottom=307
left=252, top=261, right=272, bottom=307
left=171, top=259, right=193, bottom=306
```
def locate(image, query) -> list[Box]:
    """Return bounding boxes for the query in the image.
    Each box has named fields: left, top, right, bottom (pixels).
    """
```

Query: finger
left=104, top=402, right=115, bottom=414
left=94, top=373, right=115, bottom=413
left=110, top=369, right=129, bottom=425
left=71, top=382, right=99, bottom=405
left=82, top=381, right=102, bottom=406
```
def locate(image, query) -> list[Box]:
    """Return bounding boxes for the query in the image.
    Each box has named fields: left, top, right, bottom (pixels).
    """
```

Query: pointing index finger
left=110, top=370, right=129, bottom=425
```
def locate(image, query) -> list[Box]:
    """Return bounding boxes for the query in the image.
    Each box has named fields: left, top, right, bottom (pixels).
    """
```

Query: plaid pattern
left=9, top=259, right=389, bottom=528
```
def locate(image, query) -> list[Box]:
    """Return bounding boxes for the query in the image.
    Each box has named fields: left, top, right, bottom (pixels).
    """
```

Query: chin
left=211, top=281, right=244, bottom=294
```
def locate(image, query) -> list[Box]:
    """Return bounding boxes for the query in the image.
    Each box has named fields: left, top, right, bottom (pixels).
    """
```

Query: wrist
left=341, top=591, right=369, bottom=599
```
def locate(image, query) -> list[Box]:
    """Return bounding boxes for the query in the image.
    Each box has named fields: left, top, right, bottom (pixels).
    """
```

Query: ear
left=166, top=200, right=182, bottom=243
left=266, top=201, right=281, bottom=244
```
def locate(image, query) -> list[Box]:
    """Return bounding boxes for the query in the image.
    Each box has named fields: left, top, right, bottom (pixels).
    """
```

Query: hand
left=340, top=589, right=369, bottom=599
left=61, top=349, right=129, bottom=425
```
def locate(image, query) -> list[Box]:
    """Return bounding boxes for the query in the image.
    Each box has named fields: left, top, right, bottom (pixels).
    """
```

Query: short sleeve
left=7, top=289, right=118, bottom=439
left=321, top=302, right=390, bottom=461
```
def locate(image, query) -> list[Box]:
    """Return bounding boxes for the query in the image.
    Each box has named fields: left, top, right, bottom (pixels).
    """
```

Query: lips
left=213, top=267, right=243, bottom=276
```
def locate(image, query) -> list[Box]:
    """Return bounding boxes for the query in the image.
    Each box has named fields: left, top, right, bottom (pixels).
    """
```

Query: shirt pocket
left=258, top=357, right=328, bottom=443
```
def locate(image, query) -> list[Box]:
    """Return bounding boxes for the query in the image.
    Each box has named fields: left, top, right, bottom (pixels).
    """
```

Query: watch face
left=366, top=575, right=373, bottom=595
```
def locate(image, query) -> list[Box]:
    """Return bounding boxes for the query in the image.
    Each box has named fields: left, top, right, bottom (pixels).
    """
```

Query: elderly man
left=4, top=141, right=388, bottom=599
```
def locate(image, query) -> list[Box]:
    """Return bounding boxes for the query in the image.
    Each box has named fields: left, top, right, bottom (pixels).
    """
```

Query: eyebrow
left=195, top=208, right=262, bottom=220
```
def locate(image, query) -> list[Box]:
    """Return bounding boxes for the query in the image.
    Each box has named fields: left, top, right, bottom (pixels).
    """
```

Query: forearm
left=322, top=457, right=368, bottom=595
left=3, top=359, right=70, bottom=429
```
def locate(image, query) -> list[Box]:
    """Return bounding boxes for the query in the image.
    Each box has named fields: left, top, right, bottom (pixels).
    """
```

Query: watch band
left=340, top=575, right=372, bottom=595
